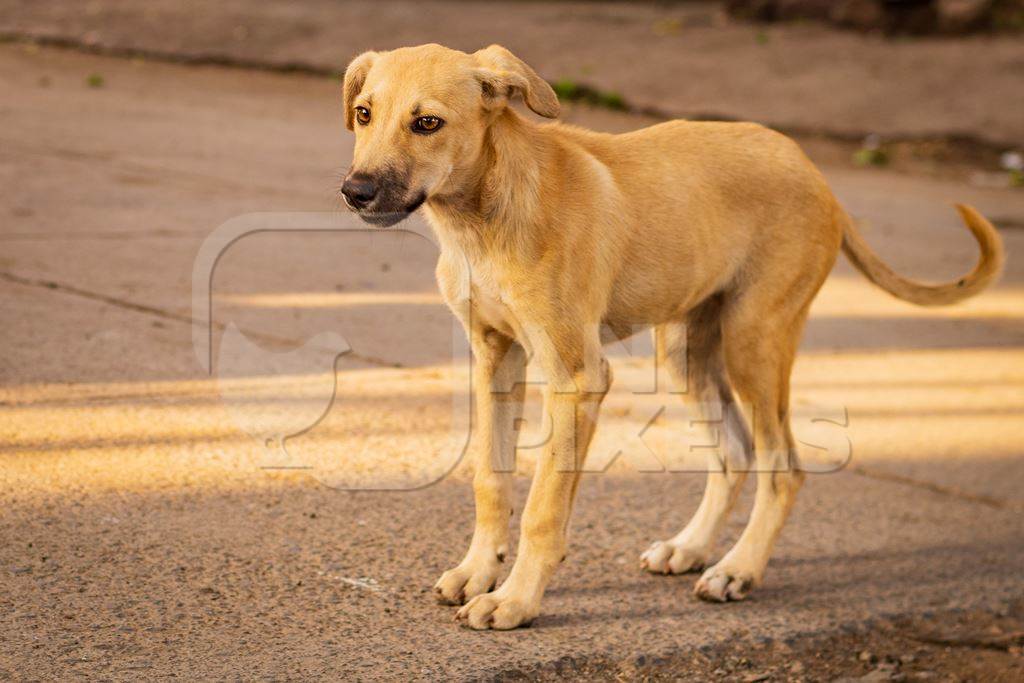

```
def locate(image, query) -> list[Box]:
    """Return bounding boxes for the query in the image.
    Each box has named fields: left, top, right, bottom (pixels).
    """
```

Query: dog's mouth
left=344, top=192, right=427, bottom=228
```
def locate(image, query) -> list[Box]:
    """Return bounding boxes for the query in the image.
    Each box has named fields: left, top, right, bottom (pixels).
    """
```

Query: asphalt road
left=1, top=44, right=1023, bottom=680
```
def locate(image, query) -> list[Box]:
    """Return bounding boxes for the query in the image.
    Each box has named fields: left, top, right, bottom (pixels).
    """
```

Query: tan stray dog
left=339, top=44, right=1004, bottom=630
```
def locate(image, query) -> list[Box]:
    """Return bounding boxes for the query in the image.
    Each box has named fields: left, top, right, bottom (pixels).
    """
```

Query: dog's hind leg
left=640, top=297, right=753, bottom=575
left=435, top=328, right=527, bottom=605
left=693, top=295, right=809, bottom=602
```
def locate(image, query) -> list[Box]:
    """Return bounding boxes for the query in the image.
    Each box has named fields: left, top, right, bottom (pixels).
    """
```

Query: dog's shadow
left=538, top=575, right=763, bottom=628
left=531, top=539, right=1024, bottom=628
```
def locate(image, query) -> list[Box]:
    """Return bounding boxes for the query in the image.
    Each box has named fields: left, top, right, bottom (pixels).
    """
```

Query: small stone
left=858, top=650, right=876, bottom=663
left=789, top=661, right=806, bottom=674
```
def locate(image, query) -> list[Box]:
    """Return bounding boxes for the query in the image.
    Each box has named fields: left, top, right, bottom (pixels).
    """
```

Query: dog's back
left=536, top=119, right=844, bottom=329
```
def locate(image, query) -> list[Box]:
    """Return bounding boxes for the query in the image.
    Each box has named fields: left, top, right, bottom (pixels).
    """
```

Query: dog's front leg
left=457, top=342, right=610, bottom=630
left=435, top=328, right=526, bottom=605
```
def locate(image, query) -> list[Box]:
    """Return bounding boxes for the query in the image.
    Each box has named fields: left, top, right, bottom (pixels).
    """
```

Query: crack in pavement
left=0, top=229, right=210, bottom=241
left=851, top=464, right=1015, bottom=511
left=0, top=270, right=402, bottom=370
left=0, top=30, right=342, bottom=76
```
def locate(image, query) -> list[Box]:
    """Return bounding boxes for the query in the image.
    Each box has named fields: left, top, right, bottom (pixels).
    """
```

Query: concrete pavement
left=1, top=44, right=1023, bottom=680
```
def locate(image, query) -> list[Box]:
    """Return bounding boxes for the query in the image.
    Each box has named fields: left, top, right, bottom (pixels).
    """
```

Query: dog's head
left=340, top=43, right=559, bottom=227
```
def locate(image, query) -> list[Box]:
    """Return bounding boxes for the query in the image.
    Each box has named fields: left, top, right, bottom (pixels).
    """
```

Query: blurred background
left=1, top=1, right=1023, bottom=680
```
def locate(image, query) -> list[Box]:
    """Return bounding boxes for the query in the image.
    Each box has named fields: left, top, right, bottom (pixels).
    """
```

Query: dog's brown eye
left=412, top=116, right=444, bottom=134
left=354, top=106, right=371, bottom=125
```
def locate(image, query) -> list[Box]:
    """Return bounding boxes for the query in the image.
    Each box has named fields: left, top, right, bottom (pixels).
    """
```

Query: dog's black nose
left=341, top=175, right=378, bottom=209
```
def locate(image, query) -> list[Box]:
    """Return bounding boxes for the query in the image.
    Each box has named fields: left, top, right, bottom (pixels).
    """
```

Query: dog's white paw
left=640, top=540, right=709, bottom=575
left=434, top=556, right=502, bottom=605
left=693, top=563, right=757, bottom=602
left=454, top=588, right=538, bottom=630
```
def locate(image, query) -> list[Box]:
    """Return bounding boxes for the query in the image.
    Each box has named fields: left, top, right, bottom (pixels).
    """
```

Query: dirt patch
left=495, top=600, right=1024, bottom=681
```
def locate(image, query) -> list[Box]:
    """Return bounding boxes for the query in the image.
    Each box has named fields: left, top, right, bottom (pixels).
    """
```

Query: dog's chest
left=468, top=260, right=521, bottom=338
left=439, top=245, right=522, bottom=340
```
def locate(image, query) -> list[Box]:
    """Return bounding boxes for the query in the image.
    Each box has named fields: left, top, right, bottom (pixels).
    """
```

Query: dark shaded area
left=499, top=599, right=1024, bottom=681
left=726, top=0, right=1024, bottom=34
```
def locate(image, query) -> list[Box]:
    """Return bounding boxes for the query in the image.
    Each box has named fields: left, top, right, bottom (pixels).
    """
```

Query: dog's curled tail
left=841, top=204, right=1005, bottom=306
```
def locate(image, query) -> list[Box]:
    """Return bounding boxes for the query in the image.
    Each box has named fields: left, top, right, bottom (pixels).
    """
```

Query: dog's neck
left=424, top=108, right=548, bottom=260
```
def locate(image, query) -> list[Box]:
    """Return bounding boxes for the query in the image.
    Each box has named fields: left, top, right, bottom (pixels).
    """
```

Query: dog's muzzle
left=341, top=172, right=425, bottom=227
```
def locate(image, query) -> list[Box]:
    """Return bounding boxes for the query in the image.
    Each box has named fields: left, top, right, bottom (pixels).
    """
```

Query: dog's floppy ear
left=342, top=51, right=380, bottom=130
left=473, top=45, right=559, bottom=119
